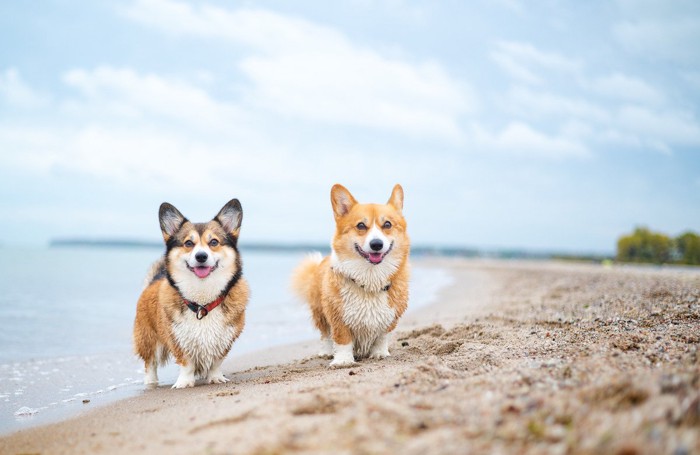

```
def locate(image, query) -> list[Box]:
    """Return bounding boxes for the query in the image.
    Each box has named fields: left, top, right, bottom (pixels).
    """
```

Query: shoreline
left=3, top=258, right=699, bottom=454
left=0, top=257, right=452, bottom=435
left=0, top=257, right=465, bottom=437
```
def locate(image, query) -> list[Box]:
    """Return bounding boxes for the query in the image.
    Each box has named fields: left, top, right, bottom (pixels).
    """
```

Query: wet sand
left=2, top=258, right=699, bottom=454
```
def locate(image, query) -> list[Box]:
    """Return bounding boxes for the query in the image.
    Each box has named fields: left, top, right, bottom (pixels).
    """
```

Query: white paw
left=369, top=349, right=391, bottom=360
left=207, top=373, right=229, bottom=384
left=172, top=366, right=196, bottom=389
left=329, top=357, right=357, bottom=368
left=172, top=377, right=195, bottom=389
left=144, top=369, right=159, bottom=385
left=329, top=343, right=356, bottom=368
left=144, top=363, right=158, bottom=385
left=369, top=334, right=390, bottom=360
left=318, top=337, right=334, bottom=358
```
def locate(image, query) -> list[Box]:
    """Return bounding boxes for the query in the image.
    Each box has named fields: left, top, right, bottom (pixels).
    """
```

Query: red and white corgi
left=292, top=184, right=410, bottom=367
left=133, top=199, right=249, bottom=388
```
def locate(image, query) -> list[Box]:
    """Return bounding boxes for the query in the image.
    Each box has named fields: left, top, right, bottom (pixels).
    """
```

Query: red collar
left=184, top=295, right=225, bottom=320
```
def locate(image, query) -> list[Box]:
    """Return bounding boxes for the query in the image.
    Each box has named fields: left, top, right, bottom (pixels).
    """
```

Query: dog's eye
left=356, top=222, right=367, bottom=231
left=184, top=240, right=194, bottom=248
left=209, top=239, right=219, bottom=247
left=383, top=221, right=392, bottom=230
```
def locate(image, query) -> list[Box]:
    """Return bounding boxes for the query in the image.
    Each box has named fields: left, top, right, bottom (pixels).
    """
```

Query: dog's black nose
left=369, top=239, right=384, bottom=252
left=195, top=251, right=208, bottom=263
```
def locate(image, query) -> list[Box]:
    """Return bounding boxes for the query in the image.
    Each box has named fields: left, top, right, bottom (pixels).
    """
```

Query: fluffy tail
left=143, top=257, right=166, bottom=290
left=291, top=252, right=323, bottom=304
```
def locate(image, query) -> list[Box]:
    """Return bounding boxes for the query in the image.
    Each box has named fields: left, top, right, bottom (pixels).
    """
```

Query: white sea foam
left=14, top=406, right=39, bottom=417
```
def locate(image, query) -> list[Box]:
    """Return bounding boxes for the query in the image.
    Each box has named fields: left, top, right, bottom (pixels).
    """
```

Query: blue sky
left=1, top=0, right=699, bottom=253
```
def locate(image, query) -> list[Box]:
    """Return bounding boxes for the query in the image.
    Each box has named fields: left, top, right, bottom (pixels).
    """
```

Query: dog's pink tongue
left=193, top=266, right=212, bottom=278
left=368, top=253, right=383, bottom=264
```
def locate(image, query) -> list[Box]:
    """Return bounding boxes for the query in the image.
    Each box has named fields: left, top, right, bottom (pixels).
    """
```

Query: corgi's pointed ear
left=387, top=184, right=404, bottom=212
left=159, top=203, right=187, bottom=241
left=331, top=184, right=357, bottom=219
left=216, top=198, right=243, bottom=236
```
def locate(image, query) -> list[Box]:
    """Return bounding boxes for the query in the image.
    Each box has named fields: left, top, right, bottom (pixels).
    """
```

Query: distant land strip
left=47, top=238, right=612, bottom=262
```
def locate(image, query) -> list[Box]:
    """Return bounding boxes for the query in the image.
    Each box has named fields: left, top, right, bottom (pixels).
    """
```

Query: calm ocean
left=0, top=247, right=451, bottom=434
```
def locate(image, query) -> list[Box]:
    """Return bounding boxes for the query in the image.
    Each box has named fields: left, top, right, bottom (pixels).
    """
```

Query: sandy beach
left=2, top=258, right=699, bottom=454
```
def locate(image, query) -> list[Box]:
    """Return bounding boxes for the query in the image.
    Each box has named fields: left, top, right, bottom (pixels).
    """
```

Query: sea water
left=0, top=247, right=451, bottom=434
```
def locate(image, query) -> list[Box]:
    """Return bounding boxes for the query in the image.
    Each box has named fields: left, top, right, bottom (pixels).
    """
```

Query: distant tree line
left=617, top=227, right=700, bottom=265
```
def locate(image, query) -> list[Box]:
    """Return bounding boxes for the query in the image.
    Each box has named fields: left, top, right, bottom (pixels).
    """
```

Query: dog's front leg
left=329, top=324, right=356, bottom=368
left=172, top=362, right=196, bottom=389
left=369, top=332, right=391, bottom=359
left=206, top=358, right=229, bottom=384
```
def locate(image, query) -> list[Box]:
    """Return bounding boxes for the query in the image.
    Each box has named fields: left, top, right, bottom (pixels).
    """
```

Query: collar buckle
left=196, top=307, right=208, bottom=320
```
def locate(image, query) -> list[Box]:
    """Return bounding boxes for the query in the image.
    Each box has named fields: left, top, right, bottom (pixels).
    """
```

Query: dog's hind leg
left=134, top=325, right=160, bottom=385
left=144, top=358, right=159, bottom=385
left=314, top=312, right=334, bottom=358
left=318, top=334, right=334, bottom=358
left=143, top=343, right=170, bottom=385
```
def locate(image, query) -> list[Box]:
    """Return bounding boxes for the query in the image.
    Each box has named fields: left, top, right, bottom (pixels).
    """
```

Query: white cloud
left=681, top=71, right=700, bottom=90
left=349, top=0, right=428, bottom=21
left=490, top=41, right=582, bottom=85
left=239, top=53, right=467, bottom=140
left=490, top=52, right=540, bottom=85
left=614, top=18, right=700, bottom=65
left=0, top=58, right=460, bottom=200
left=613, top=0, right=700, bottom=65
left=491, top=0, right=525, bottom=14
left=0, top=125, right=66, bottom=173
left=488, top=33, right=699, bottom=157
left=472, top=122, right=590, bottom=159
left=124, top=1, right=340, bottom=54
left=0, top=121, right=304, bottom=190
left=0, top=68, right=49, bottom=108
left=502, top=85, right=700, bottom=154
left=616, top=106, right=700, bottom=147
left=590, top=73, right=665, bottom=105
left=0, top=66, right=289, bottom=187
left=560, top=120, right=594, bottom=141
left=61, top=67, right=246, bottom=131
left=506, top=86, right=610, bottom=123
left=122, top=0, right=472, bottom=141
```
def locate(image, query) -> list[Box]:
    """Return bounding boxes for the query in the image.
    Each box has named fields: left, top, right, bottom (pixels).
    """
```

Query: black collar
left=349, top=276, right=391, bottom=292
left=332, top=267, right=391, bottom=292
left=165, top=263, right=243, bottom=319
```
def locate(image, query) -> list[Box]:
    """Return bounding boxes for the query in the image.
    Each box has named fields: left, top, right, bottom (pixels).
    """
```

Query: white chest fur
left=339, top=281, right=396, bottom=358
left=171, top=308, right=237, bottom=375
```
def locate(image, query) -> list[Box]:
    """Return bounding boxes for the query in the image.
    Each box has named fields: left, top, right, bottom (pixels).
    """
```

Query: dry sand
left=2, top=258, right=699, bottom=454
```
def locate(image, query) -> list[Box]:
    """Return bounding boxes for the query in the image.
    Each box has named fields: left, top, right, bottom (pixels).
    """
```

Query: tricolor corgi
left=133, top=199, right=249, bottom=388
left=292, top=184, right=410, bottom=367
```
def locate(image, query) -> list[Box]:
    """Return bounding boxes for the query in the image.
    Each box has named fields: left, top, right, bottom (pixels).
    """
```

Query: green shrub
left=615, top=227, right=700, bottom=265
left=617, top=227, right=672, bottom=264
left=676, top=231, right=700, bottom=265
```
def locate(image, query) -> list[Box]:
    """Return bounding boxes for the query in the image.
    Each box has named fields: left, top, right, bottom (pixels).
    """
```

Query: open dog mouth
left=187, top=261, right=219, bottom=279
left=355, top=242, right=393, bottom=265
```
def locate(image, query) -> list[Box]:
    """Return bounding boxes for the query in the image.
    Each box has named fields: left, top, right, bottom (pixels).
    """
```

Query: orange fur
left=132, top=275, right=249, bottom=370
left=133, top=199, right=249, bottom=387
left=292, top=184, right=410, bottom=365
